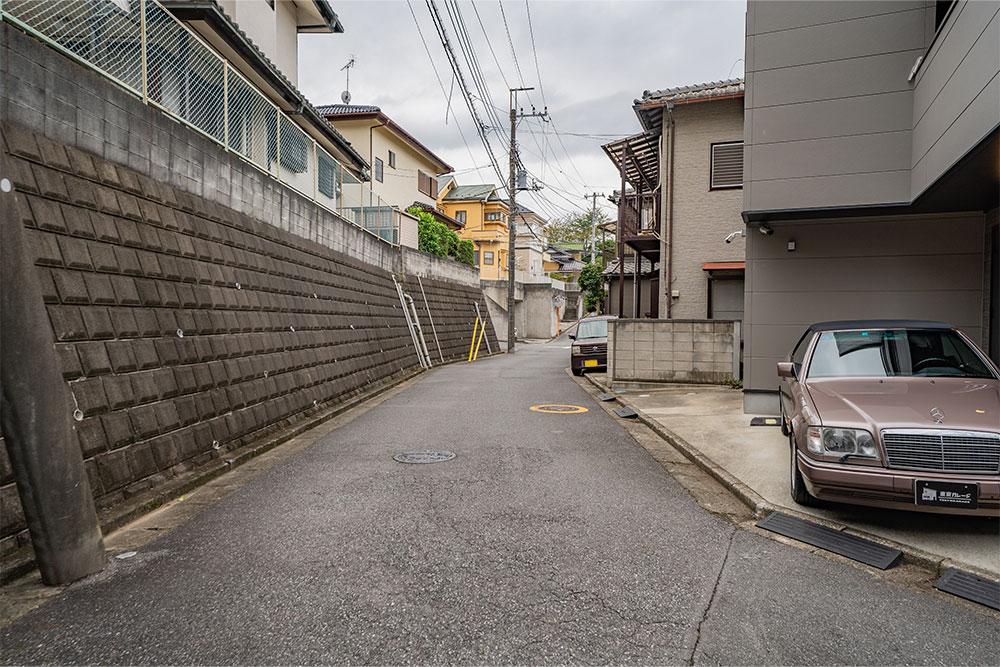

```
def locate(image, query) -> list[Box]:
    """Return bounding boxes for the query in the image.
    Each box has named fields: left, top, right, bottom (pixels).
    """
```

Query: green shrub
left=456, top=240, right=475, bottom=266
left=578, top=262, right=606, bottom=313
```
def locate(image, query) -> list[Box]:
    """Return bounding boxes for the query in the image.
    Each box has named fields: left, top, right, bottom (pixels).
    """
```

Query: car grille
left=881, top=429, right=1000, bottom=474
left=579, top=344, right=606, bottom=354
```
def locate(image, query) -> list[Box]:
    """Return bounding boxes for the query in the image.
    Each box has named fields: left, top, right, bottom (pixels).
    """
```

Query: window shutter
left=711, top=142, right=743, bottom=189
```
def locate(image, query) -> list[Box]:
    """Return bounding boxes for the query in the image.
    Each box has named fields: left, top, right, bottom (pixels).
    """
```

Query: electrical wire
left=406, top=0, right=488, bottom=182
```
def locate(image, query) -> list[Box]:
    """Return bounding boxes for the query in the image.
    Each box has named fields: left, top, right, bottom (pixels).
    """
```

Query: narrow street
left=2, top=339, right=998, bottom=665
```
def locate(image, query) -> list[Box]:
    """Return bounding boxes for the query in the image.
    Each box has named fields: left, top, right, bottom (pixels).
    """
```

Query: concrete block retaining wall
left=0, top=25, right=496, bottom=572
left=609, top=319, right=739, bottom=383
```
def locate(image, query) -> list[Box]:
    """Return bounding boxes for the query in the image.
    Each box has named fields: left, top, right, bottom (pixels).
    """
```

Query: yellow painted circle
left=530, top=404, right=589, bottom=414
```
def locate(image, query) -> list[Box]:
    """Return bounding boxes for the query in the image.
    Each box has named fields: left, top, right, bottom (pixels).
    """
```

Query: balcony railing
left=619, top=192, right=659, bottom=240
left=0, top=0, right=398, bottom=246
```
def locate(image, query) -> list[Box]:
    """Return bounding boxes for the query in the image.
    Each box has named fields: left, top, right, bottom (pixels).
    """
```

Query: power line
left=425, top=0, right=507, bottom=192
left=406, top=0, right=487, bottom=182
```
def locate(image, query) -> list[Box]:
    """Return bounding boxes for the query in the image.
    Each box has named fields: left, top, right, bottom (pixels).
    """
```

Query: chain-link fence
left=1, top=0, right=399, bottom=246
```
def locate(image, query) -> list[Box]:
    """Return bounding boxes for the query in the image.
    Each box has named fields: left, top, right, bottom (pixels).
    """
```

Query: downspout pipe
left=666, top=103, right=675, bottom=318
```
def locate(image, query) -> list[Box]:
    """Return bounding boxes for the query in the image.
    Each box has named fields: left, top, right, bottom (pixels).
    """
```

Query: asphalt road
left=3, top=339, right=999, bottom=664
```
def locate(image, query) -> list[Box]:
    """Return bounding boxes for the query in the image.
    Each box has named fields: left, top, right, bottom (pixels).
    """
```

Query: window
left=807, top=329, right=994, bottom=379
left=418, top=170, right=438, bottom=198
left=485, top=212, right=506, bottom=222
left=473, top=250, right=480, bottom=266
left=483, top=251, right=494, bottom=265
left=317, top=152, right=340, bottom=199
left=935, top=0, right=956, bottom=30
left=455, top=210, right=467, bottom=223
left=374, top=158, right=384, bottom=183
left=388, top=150, right=396, bottom=168
left=710, top=141, right=743, bottom=189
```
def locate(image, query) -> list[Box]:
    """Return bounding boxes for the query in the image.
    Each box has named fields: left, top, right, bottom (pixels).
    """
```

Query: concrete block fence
left=609, top=319, right=740, bottom=384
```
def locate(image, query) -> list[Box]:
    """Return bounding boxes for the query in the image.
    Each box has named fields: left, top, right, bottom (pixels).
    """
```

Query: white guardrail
left=0, top=0, right=399, bottom=245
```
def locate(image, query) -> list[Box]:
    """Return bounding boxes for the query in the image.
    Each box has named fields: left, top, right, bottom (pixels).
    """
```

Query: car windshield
left=576, top=320, right=608, bottom=339
left=807, top=329, right=995, bottom=379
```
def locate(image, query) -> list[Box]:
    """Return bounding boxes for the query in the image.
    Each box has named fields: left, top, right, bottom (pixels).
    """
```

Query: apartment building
left=742, top=0, right=999, bottom=413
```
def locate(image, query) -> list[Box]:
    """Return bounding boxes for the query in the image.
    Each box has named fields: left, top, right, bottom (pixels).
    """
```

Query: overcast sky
left=298, top=0, right=747, bottom=221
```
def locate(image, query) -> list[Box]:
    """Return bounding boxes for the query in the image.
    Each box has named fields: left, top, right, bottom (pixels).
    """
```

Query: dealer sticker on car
left=915, top=480, right=978, bottom=509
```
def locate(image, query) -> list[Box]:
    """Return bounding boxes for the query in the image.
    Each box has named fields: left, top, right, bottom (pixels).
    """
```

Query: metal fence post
left=140, top=0, right=148, bottom=104
left=222, top=62, right=229, bottom=149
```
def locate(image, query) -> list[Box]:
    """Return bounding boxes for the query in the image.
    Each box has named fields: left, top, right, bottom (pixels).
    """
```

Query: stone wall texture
left=609, top=319, right=739, bottom=383
left=0, top=25, right=496, bottom=572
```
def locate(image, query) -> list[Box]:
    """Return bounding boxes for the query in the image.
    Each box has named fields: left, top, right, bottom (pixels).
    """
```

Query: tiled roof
left=603, top=257, right=658, bottom=276
left=314, top=104, right=382, bottom=115
left=443, top=184, right=496, bottom=201
left=637, top=78, right=744, bottom=105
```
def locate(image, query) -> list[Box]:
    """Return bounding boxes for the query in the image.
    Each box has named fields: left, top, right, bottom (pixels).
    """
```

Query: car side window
left=790, top=332, right=810, bottom=373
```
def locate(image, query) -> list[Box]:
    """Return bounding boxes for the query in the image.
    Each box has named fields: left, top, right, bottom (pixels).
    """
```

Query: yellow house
left=437, top=177, right=510, bottom=280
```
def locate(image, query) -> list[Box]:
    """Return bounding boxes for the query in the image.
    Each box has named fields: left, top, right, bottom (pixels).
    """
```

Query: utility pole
left=585, top=193, right=602, bottom=263
left=507, top=87, right=547, bottom=353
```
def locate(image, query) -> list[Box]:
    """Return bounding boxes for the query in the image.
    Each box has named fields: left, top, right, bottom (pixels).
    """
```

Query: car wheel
left=572, top=368, right=583, bottom=376
left=789, top=430, right=816, bottom=506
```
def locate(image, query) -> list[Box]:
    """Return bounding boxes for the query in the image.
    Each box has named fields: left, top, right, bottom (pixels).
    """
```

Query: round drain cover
left=530, top=404, right=589, bottom=414
left=393, top=451, right=456, bottom=464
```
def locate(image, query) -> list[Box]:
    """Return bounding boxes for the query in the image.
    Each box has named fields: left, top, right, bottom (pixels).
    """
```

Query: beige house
left=515, top=207, right=548, bottom=279
left=603, top=79, right=746, bottom=321
left=319, top=104, right=453, bottom=211
left=162, top=0, right=368, bottom=177
left=210, top=0, right=340, bottom=87
left=741, top=0, right=999, bottom=413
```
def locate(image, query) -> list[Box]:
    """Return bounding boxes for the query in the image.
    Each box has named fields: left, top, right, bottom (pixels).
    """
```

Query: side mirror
left=568, top=334, right=576, bottom=340
left=777, top=361, right=796, bottom=379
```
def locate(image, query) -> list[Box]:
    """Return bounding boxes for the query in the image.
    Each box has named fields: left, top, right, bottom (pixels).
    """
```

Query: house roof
left=315, top=104, right=382, bottom=115
left=602, top=132, right=660, bottom=192
left=317, top=104, right=453, bottom=173
left=161, top=1, right=367, bottom=173
left=443, top=184, right=497, bottom=201
left=634, top=78, right=744, bottom=134
left=603, top=256, right=658, bottom=276
left=409, top=202, right=465, bottom=229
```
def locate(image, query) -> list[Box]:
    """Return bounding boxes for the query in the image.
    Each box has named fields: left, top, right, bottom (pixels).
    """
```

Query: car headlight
left=572, top=345, right=582, bottom=354
left=806, top=426, right=879, bottom=460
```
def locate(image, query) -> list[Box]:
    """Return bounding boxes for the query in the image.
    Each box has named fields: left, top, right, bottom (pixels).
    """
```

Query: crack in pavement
left=688, top=525, right=737, bottom=665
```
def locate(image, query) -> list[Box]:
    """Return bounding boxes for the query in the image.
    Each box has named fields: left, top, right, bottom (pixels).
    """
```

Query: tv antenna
left=341, top=56, right=355, bottom=104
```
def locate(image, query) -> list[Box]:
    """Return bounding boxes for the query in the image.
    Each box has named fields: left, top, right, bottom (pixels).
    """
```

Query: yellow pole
left=473, top=319, right=486, bottom=360
left=468, top=317, right=479, bottom=362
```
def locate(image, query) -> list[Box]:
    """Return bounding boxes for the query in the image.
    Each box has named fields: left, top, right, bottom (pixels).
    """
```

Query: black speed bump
left=750, top=416, right=780, bottom=426
left=596, top=393, right=616, bottom=402
left=934, top=568, right=1000, bottom=610
left=757, top=512, right=902, bottom=570
left=614, top=407, right=638, bottom=419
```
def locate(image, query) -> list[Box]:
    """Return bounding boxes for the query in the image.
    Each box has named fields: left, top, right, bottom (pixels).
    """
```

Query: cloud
left=298, top=0, right=746, bottom=218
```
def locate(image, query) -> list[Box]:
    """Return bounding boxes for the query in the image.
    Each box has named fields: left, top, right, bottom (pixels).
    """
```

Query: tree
left=578, top=261, right=606, bottom=314
left=543, top=209, right=613, bottom=261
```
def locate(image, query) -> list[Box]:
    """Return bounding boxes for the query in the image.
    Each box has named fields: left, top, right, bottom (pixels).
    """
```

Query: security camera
left=724, top=229, right=745, bottom=244
left=758, top=224, right=774, bottom=235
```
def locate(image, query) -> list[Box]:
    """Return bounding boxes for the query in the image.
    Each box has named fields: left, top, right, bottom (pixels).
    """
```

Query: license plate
left=584, top=360, right=598, bottom=367
left=915, top=480, right=978, bottom=509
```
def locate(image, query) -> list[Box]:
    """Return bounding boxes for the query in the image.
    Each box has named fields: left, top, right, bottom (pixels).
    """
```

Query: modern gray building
left=742, top=0, right=999, bottom=413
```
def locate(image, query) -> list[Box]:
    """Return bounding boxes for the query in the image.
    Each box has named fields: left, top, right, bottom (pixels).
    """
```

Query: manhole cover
left=530, top=404, right=589, bottom=414
left=393, top=451, right=456, bottom=464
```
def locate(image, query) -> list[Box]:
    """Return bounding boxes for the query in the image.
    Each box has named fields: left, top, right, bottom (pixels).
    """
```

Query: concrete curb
left=580, top=372, right=990, bottom=579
